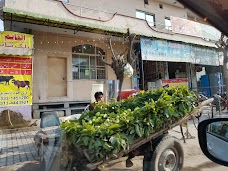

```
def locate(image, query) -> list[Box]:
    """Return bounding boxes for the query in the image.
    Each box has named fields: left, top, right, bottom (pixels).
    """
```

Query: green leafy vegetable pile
left=61, top=86, right=197, bottom=162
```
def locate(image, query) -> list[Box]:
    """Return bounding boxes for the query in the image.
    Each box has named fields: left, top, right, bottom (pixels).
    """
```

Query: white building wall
left=3, top=0, right=216, bottom=47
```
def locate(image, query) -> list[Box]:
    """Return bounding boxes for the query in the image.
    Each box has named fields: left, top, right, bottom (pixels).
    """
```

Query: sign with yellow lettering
left=0, top=31, right=33, bottom=49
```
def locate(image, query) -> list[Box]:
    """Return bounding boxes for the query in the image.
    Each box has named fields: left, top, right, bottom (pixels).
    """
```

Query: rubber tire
left=143, top=135, right=184, bottom=171
left=143, top=150, right=153, bottom=171
left=143, top=135, right=165, bottom=171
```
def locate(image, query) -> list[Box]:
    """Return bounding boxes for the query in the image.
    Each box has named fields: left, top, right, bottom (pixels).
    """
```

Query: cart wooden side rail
left=85, top=98, right=214, bottom=170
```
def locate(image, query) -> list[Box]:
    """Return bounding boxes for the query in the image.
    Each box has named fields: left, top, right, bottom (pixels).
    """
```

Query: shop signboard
left=0, top=55, right=32, bottom=107
left=141, top=38, right=220, bottom=66
left=162, top=78, right=188, bottom=87
left=0, top=31, right=33, bottom=48
left=201, top=24, right=221, bottom=41
left=171, top=16, right=221, bottom=41
left=140, top=38, right=191, bottom=62
left=191, top=46, right=220, bottom=66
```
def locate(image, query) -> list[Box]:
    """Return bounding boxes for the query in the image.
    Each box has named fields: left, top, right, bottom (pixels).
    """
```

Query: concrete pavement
left=0, top=128, right=40, bottom=167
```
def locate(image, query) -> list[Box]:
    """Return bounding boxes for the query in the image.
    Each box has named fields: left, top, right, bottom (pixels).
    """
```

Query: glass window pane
left=80, top=67, right=90, bottom=79
left=72, top=45, right=82, bottom=53
left=96, top=56, right=105, bottom=66
left=97, top=69, right=105, bottom=79
left=146, top=14, right=155, bottom=26
left=72, top=65, right=79, bottom=72
left=79, top=56, right=89, bottom=66
left=136, top=11, right=145, bottom=19
left=90, top=68, right=96, bottom=79
left=61, top=0, right=69, bottom=3
left=73, top=71, right=79, bottom=79
left=90, top=56, right=96, bottom=66
left=146, top=14, right=154, bottom=22
left=165, top=17, right=172, bottom=30
left=83, top=44, right=95, bottom=54
left=72, top=55, right=80, bottom=65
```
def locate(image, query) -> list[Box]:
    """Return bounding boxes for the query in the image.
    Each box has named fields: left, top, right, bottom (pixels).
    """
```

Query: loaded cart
left=60, top=87, right=214, bottom=171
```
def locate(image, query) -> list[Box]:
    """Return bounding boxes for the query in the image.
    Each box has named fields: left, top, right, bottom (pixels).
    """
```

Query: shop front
left=140, top=38, right=191, bottom=90
left=139, top=38, right=221, bottom=92
left=191, top=46, right=223, bottom=97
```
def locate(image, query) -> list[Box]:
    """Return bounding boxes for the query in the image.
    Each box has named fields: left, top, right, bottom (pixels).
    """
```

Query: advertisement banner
left=171, top=16, right=221, bottom=41
left=0, top=55, right=32, bottom=106
left=140, top=38, right=191, bottom=62
left=0, top=31, right=33, bottom=49
left=171, top=16, right=202, bottom=38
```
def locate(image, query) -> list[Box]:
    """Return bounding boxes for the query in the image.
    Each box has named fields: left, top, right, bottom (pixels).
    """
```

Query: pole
left=189, top=63, right=193, bottom=90
left=222, top=50, right=228, bottom=113
left=141, top=60, right=145, bottom=90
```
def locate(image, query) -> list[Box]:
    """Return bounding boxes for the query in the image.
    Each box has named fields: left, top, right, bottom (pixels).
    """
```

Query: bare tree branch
left=120, top=48, right=128, bottom=57
left=127, top=30, right=136, bottom=65
left=131, top=49, right=137, bottom=63
left=109, top=38, right=116, bottom=60
left=98, top=51, right=112, bottom=67
left=129, top=34, right=136, bottom=62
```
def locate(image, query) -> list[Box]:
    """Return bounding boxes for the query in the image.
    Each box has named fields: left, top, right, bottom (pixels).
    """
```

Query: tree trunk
left=117, top=77, right=124, bottom=101
left=223, top=50, right=228, bottom=112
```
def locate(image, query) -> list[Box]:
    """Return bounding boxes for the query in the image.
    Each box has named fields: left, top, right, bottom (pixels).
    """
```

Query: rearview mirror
left=198, top=118, right=228, bottom=167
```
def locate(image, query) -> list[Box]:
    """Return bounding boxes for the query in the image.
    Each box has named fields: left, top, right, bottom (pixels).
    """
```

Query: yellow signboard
left=0, top=31, right=33, bottom=49
left=0, top=55, right=32, bottom=106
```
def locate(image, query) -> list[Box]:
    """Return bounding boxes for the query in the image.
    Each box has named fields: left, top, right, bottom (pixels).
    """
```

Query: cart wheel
left=143, top=135, right=184, bottom=171
left=143, top=135, right=165, bottom=171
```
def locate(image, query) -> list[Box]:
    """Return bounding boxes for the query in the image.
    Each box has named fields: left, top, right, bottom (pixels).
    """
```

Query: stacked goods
left=61, top=86, right=197, bottom=162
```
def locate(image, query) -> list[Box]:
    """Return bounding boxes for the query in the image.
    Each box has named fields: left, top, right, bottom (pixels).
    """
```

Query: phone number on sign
left=0, top=96, right=29, bottom=100
left=0, top=101, right=29, bottom=106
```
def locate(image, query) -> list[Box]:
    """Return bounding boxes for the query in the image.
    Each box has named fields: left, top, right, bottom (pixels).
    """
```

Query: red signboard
left=0, top=55, right=33, bottom=106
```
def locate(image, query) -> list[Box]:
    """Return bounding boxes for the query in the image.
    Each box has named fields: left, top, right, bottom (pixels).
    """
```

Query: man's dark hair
left=159, top=74, right=162, bottom=79
left=94, top=91, right=103, bottom=99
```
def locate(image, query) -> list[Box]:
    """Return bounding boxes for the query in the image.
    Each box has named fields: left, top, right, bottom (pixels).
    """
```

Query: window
left=72, top=45, right=106, bottom=80
left=136, top=10, right=155, bottom=27
left=159, top=4, right=163, bottom=9
left=165, top=17, right=172, bottom=30
left=61, top=0, right=69, bottom=3
left=144, top=0, right=149, bottom=5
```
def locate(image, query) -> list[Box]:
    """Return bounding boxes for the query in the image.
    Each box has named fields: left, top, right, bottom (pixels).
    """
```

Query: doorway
left=47, top=57, right=67, bottom=97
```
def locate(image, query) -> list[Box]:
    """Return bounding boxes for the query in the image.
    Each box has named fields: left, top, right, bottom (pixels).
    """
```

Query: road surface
left=1, top=111, right=228, bottom=171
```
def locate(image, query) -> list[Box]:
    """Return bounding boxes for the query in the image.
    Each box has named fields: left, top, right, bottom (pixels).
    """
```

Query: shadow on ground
left=183, top=161, right=220, bottom=171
